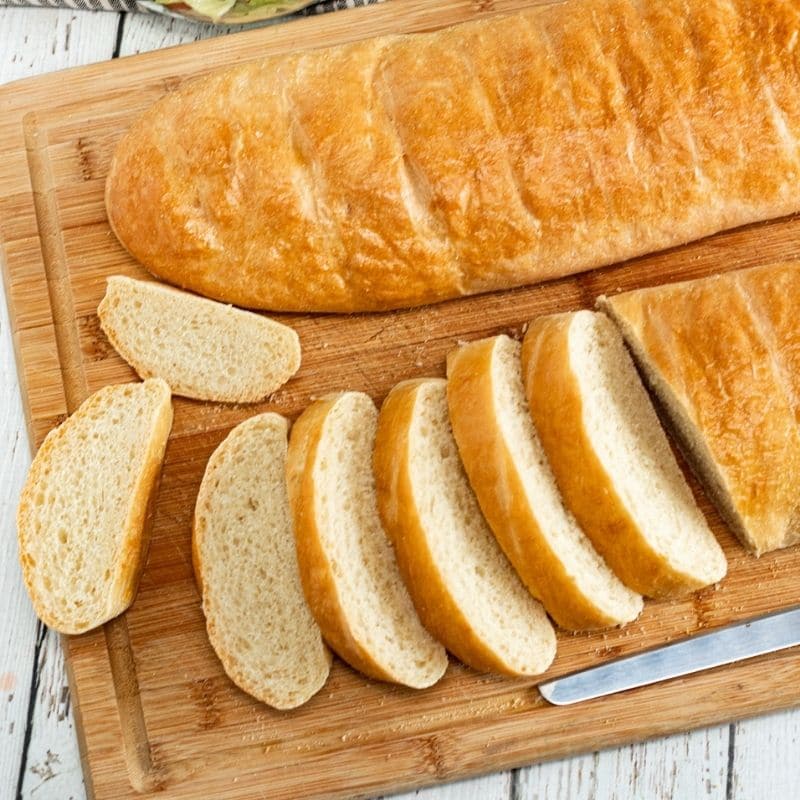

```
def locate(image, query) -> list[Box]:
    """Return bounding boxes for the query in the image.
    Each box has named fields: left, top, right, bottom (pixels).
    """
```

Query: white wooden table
left=0, top=6, right=798, bottom=799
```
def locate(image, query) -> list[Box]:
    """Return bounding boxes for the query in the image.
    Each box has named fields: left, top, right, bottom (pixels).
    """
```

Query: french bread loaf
left=599, top=262, right=800, bottom=555
left=447, top=335, right=643, bottom=630
left=373, top=378, right=556, bottom=677
left=286, top=392, right=448, bottom=688
left=107, top=0, right=800, bottom=312
left=98, top=275, right=300, bottom=403
left=193, top=413, right=331, bottom=709
left=522, top=311, right=727, bottom=598
left=17, top=379, right=172, bottom=634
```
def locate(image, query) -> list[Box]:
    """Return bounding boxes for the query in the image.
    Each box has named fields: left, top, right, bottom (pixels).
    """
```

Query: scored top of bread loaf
left=286, top=392, right=448, bottom=689
left=522, top=311, right=727, bottom=598
left=373, top=378, right=556, bottom=677
left=599, top=261, right=800, bottom=556
left=17, top=379, right=173, bottom=634
left=98, top=276, right=301, bottom=403
left=193, top=413, right=331, bottom=710
left=106, top=0, right=800, bottom=312
left=447, top=335, right=643, bottom=630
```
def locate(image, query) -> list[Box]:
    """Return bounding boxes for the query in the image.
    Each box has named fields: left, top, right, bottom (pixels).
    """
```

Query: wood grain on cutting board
left=3, top=2, right=800, bottom=798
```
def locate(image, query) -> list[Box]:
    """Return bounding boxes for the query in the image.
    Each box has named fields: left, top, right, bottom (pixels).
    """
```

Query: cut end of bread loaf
left=599, top=292, right=753, bottom=547
left=526, top=311, right=726, bottom=596
left=598, top=287, right=795, bottom=558
left=98, top=276, right=301, bottom=403
left=376, top=378, right=556, bottom=677
left=17, top=379, right=173, bottom=634
left=194, top=413, right=330, bottom=710
left=287, top=392, right=448, bottom=689
left=447, top=335, right=643, bottom=630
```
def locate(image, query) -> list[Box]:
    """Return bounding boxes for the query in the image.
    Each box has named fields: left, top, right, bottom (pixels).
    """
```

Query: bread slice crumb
left=98, top=276, right=301, bottom=403
left=17, top=379, right=173, bottom=634
left=193, top=413, right=330, bottom=709
left=287, top=392, right=448, bottom=689
left=374, top=378, right=556, bottom=677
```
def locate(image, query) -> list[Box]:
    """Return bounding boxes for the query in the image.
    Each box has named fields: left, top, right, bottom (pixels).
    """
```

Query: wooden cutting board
left=4, top=1, right=800, bottom=798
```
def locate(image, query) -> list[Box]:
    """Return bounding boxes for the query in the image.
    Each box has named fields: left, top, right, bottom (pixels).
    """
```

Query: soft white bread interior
left=98, top=275, right=301, bottom=403
left=286, top=392, right=448, bottom=689
left=193, top=413, right=330, bottom=709
left=447, top=335, right=643, bottom=630
left=373, top=378, right=556, bottom=677
left=522, top=311, right=727, bottom=597
left=17, top=379, right=173, bottom=634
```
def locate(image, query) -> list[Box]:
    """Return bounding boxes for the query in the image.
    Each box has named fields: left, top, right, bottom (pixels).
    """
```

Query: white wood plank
left=0, top=302, right=39, bottom=800
left=0, top=10, right=120, bottom=800
left=118, top=11, right=234, bottom=56
left=516, top=727, right=730, bottom=800
left=388, top=772, right=512, bottom=800
left=516, top=751, right=599, bottom=799
left=0, top=7, right=119, bottom=85
left=19, top=628, right=84, bottom=800
left=729, top=710, right=800, bottom=799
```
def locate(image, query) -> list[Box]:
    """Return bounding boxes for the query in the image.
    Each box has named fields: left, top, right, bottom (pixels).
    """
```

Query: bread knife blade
left=538, top=605, right=800, bottom=705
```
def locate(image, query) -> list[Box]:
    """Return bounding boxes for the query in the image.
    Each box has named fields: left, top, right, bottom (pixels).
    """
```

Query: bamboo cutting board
left=4, top=2, right=800, bottom=798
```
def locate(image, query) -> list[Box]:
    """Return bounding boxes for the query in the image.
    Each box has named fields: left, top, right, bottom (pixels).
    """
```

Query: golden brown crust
left=601, top=262, right=800, bottom=555
left=286, top=395, right=399, bottom=684
left=114, top=387, right=173, bottom=615
left=374, top=379, right=531, bottom=676
left=16, top=380, right=172, bottom=635
left=107, top=0, right=800, bottom=312
left=446, top=337, right=636, bottom=630
left=521, top=315, right=708, bottom=597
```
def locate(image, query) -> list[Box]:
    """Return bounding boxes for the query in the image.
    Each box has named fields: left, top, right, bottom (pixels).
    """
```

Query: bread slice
left=522, top=311, right=727, bottom=597
left=599, top=262, right=800, bottom=555
left=373, top=378, right=556, bottom=677
left=193, top=413, right=330, bottom=709
left=286, top=392, right=448, bottom=688
left=447, top=336, right=643, bottom=630
left=98, top=275, right=301, bottom=403
left=17, top=379, right=172, bottom=634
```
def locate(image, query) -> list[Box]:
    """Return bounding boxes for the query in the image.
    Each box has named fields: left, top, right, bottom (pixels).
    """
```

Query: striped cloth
left=0, top=0, right=382, bottom=16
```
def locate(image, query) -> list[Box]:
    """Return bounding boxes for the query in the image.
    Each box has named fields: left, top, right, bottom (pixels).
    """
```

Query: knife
left=538, top=605, right=800, bottom=705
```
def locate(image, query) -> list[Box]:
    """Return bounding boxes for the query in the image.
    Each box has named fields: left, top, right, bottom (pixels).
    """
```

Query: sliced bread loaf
left=522, top=311, right=727, bottom=597
left=193, top=413, right=330, bottom=709
left=447, top=335, right=643, bottom=630
left=17, top=379, right=173, bottom=634
left=98, top=275, right=301, bottom=403
left=373, top=378, right=556, bottom=677
left=599, top=263, right=800, bottom=555
left=286, top=392, right=448, bottom=688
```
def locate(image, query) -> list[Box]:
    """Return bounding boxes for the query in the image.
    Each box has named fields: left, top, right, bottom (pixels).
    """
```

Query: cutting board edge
left=65, top=640, right=800, bottom=799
